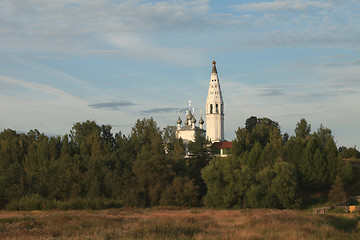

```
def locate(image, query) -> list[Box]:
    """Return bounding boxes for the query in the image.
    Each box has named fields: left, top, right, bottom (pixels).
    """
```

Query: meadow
left=1, top=207, right=359, bottom=239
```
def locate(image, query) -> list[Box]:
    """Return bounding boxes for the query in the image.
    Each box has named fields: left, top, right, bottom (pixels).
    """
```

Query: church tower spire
left=206, top=59, right=224, bottom=142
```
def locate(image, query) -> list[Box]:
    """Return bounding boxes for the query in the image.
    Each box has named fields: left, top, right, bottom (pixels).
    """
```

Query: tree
left=129, top=118, right=165, bottom=155
left=246, top=168, right=276, bottom=208
left=282, top=133, right=289, bottom=144
left=125, top=149, right=173, bottom=207
left=162, top=126, right=186, bottom=176
left=231, top=127, right=248, bottom=157
left=187, top=129, right=212, bottom=199
left=202, top=156, right=253, bottom=208
left=103, top=131, right=132, bottom=200
left=339, top=146, right=360, bottom=159
left=122, top=118, right=173, bottom=207
left=295, top=118, right=311, bottom=139
left=160, top=177, right=199, bottom=207
left=259, top=127, right=283, bottom=169
left=242, top=141, right=262, bottom=171
left=233, top=116, right=281, bottom=159
left=329, top=175, right=347, bottom=203
left=0, top=130, right=26, bottom=207
left=245, top=116, right=258, bottom=133
left=271, top=162, right=300, bottom=209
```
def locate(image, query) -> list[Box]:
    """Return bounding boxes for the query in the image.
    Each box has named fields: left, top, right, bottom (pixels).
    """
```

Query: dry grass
left=1, top=207, right=359, bottom=239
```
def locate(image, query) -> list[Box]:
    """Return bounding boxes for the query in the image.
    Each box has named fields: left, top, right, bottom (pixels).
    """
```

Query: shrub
left=58, top=198, right=122, bottom=210
left=6, top=194, right=56, bottom=211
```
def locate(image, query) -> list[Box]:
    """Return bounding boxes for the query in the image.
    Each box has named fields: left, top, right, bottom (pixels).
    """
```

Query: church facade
left=175, top=102, right=205, bottom=145
left=176, top=60, right=225, bottom=145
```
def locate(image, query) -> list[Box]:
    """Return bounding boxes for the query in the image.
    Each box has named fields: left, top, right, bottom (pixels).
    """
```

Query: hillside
left=1, top=208, right=359, bottom=239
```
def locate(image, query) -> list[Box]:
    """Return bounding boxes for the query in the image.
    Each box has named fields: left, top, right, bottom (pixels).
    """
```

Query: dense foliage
left=0, top=119, right=200, bottom=209
left=0, top=117, right=355, bottom=210
left=202, top=117, right=353, bottom=209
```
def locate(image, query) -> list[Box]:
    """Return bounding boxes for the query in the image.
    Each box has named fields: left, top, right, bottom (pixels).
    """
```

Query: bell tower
left=206, top=59, right=224, bottom=142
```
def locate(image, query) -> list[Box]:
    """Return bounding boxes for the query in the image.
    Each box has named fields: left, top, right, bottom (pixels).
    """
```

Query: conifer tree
left=329, top=175, right=347, bottom=203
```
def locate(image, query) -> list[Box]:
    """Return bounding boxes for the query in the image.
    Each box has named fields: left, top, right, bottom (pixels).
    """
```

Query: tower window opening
left=216, top=104, right=219, bottom=113
left=210, top=104, right=213, bottom=114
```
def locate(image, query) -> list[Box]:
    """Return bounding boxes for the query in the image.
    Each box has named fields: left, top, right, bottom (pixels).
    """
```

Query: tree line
left=0, top=117, right=357, bottom=210
left=203, top=117, right=354, bottom=209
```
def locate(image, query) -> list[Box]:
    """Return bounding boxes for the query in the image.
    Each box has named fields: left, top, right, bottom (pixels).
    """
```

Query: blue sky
left=0, top=0, right=359, bottom=148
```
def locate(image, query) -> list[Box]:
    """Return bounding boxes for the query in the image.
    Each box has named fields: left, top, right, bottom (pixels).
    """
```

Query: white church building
left=176, top=60, right=232, bottom=156
left=205, top=59, right=225, bottom=142
left=175, top=101, right=205, bottom=145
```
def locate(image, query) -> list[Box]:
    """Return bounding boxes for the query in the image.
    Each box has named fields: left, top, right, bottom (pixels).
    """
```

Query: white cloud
left=0, top=0, right=210, bottom=49
left=105, top=34, right=206, bottom=66
left=231, top=0, right=332, bottom=12
left=227, top=0, right=360, bottom=49
left=0, top=76, right=84, bottom=102
left=1, top=0, right=359, bottom=61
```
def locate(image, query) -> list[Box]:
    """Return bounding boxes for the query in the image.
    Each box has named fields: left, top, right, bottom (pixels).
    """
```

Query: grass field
left=1, top=207, right=359, bottom=239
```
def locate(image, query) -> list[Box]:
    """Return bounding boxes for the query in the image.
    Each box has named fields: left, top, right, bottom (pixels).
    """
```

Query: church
left=176, top=60, right=232, bottom=156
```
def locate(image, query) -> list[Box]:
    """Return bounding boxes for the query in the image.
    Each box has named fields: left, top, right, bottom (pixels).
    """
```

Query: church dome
left=187, top=111, right=193, bottom=120
left=177, top=116, right=182, bottom=124
left=191, top=116, right=196, bottom=123
left=199, top=117, right=204, bottom=124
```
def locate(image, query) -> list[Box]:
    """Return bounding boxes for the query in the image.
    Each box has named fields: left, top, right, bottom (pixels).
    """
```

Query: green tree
left=162, top=126, right=186, bottom=177
left=245, top=116, right=258, bottom=133
left=259, top=127, right=283, bottom=169
left=271, top=162, right=300, bottom=209
left=329, top=175, right=347, bottom=203
left=247, top=168, right=276, bottom=208
left=242, top=141, right=262, bottom=171
left=122, top=118, right=173, bottom=207
left=160, top=177, right=199, bottom=207
left=232, top=116, right=281, bottom=160
left=295, top=118, right=311, bottom=139
left=187, top=129, right=212, bottom=199
left=202, top=157, right=253, bottom=208
left=0, top=130, right=26, bottom=207
left=339, top=146, right=360, bottom=159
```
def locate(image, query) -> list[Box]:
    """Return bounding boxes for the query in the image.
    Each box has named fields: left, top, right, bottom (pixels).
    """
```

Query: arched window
left=210, top=104, right=213, bottom=114
left=216, top=104, right=219, bottom=113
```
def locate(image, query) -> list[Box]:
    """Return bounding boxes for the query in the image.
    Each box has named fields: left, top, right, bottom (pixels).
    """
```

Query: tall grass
left=1, top=208, right=359, bottom=239
left=6, top=194, right=56, bottom=211
left=6, top=195, right=122, bottom=211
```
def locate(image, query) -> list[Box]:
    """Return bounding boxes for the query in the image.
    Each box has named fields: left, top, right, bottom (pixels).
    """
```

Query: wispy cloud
left=0, top=0, right=211, bottom=64
left=141, top=107, right=186, bottom=115
left=89, top=101, right=136, bottom=110
left=227, top=0, right=360, bottom=49
left=258, top=89, right=285, bottom=97
left=288, top=59, right=360, bottom=69
left=1, top=0, right=359, bottom=61
left=0, top=75, right=83, bottom=102
left=231, top=1, right=332, bottom=12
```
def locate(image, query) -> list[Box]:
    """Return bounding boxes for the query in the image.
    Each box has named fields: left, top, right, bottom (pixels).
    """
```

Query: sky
left=0, top=0, right=359, bottom=148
